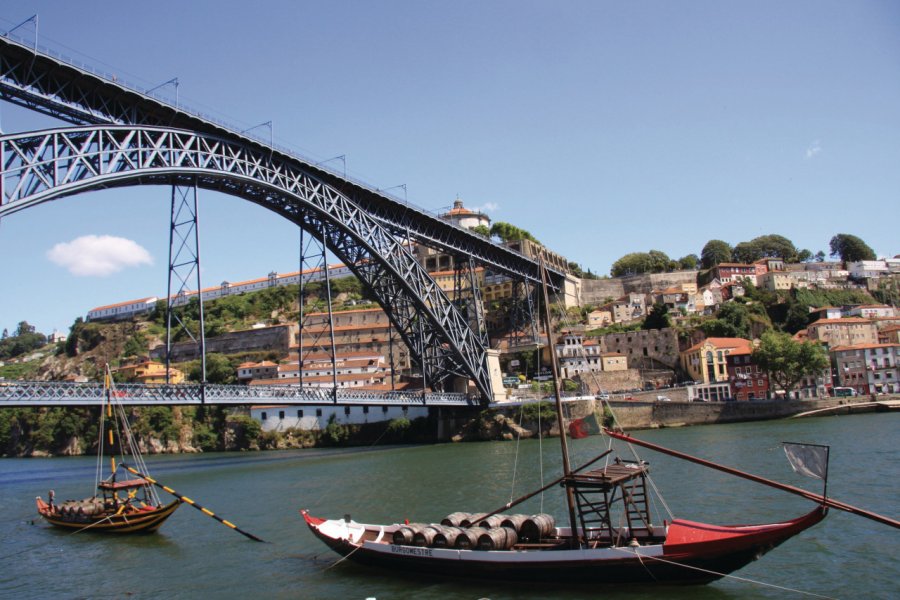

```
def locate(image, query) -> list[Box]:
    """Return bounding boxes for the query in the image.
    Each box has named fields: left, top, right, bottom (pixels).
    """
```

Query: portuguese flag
left=568, top=412, right=602, bottom=439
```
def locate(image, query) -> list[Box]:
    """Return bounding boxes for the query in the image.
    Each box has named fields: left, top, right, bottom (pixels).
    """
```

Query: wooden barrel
left=519, top=514, right=556, bottom=542
left=391, top=523, right=426, bottom=545
left=413, top=524, right=444, bottom=547
left=440, top=512, right=472, bottom=527
left=477, top=527, right=519, bottom=551
left=477, top=514, right=505, bottom=529
left=432, top=526, right=464, bottom=548
left=460, top=514, right=486, bottom=527
left=454, top=526, right=489, bottom=550
left=499, top=514, right=530, bottom=533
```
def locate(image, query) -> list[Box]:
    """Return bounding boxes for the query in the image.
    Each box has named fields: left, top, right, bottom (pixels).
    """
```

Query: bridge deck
left=0, top=382, right=477, bottom=407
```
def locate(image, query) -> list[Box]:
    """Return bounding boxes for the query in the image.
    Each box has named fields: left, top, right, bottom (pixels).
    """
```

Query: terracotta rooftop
left=831, top=343, right=900, bottom=352
left=683, top=337, right=753, bottom=354
left=89, top=297, right=157, bottom=312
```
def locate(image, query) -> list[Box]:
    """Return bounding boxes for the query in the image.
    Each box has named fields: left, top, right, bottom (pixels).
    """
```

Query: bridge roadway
left=0, top=381, right=477, bottom=408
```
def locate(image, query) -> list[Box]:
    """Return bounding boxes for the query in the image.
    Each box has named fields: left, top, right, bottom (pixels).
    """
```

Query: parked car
left=656, top=395, right=672, bottom=402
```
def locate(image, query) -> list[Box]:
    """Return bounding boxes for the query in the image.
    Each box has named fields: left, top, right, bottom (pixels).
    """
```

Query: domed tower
left=440, top=198, right=491, bottom=231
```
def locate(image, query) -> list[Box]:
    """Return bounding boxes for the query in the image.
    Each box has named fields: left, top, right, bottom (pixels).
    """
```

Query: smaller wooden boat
left=35, top=369, right=181, bottom=534
left=36, top=479, right=181, bottom=534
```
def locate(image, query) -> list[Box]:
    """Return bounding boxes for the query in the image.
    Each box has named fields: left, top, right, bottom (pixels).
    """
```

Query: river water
left=1, top=412, right=897, bottom=599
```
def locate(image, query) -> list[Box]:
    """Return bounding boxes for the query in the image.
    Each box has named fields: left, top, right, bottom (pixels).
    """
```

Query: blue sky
left=1, top=0, right=898, bottom=337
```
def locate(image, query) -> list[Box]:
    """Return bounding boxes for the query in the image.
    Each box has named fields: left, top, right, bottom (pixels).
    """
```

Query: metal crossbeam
left=0, top=126, right=494, bottom=399
left=0, top=35, right=563, bottom=288
left=0, top=381, right=475, bottom=407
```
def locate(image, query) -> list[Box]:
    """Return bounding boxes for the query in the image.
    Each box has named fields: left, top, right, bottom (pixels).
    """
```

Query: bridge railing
left=0, top=381, right=477, bottom=407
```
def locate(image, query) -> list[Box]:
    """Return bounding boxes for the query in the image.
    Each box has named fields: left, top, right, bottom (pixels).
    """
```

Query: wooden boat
left=35, top=485, right=180, bottom=534
left=35, top=370, right=181, bottom=534
left=302, top=262, right=834, bottom=584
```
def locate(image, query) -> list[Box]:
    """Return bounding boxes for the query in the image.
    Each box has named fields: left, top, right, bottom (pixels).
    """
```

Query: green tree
left=0, top=323, right=47, bottom=360
left=611, top=250, right=673, bottom=277
left=752, top=331, right=829, bottom=396
left=732, top=234, right=799, bottom=264
left=814, top=251, right=826, bottom=262
left=490, top=222, right=538, bottom=244
left=829, top=234, right=876, bottom=262
left=797, top=249, right=813, bottom=263
left=677, top=254, right=699, bottom=270
left=471, top=224, right=491, bottom=237
left=643, top=303, right=671, bottom=330
left=700, top=302, right=756, bottom=339
left=700, top=240, right=733, bottom=269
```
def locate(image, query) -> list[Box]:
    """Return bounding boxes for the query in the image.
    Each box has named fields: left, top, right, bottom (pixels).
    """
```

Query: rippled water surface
left=1, top=413, right=897, bottom=599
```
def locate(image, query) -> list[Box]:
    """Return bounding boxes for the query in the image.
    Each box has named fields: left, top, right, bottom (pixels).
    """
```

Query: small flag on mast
left=569, top=412, right=602, bottom=439
left=783, top=442, right=829, bottom=481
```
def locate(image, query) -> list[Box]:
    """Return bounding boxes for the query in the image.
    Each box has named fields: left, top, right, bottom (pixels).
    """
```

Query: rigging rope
left=610, top=545, right=837, bottom=599
left=507, top=402, right=526, bottom=505
left=547, top=293, right=678, bottom=522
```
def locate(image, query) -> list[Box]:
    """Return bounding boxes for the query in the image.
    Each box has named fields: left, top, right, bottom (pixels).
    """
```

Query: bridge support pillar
left=486, top=349, right=508, bottom=402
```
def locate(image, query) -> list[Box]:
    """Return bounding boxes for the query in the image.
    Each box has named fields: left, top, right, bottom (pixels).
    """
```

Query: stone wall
left=151, top=324, right=295, bottom=362
left=598, top=328, right=680, bottom=369
left=579, top=271, right=699, bottom=306
left=605, top=396, right=864, bottom=429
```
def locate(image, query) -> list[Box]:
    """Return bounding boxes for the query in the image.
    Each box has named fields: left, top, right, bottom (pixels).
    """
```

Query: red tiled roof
left=831, top=343, right=899, bottom=352
left=810, top=318, right=873, bottom=325
left=683, top=337, right=752, bottom=354
left=89, top=297, right=157, bottom=312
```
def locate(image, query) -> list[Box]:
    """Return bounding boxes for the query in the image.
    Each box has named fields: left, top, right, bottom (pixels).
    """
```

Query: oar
left=120, top=463, right=267, bottom=542
left=604, top=429, right=900, bottom=530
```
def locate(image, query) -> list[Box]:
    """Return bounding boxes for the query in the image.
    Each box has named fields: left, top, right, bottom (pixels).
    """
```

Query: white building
left=250, top=404, right=428, bottom=432
left=847, top=261, right=889, bottom=279
left=556, top=331, right=603, bottom=378
left=86, top=264, right=353, bottom=322
left=847, top=305, right=896, bottom=319
left=87, top=297, right=158, bottom=322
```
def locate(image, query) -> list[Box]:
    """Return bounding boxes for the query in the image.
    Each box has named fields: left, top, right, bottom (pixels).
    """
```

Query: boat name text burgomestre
left=391, top=545, right=433, bottom=557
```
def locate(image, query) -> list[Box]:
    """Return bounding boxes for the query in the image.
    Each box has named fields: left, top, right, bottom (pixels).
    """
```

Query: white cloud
left=473, top=202, right=499, bottom=212
left=47, top=235, right=153, bottom=277
left=805, top=140, right=822, bottom=159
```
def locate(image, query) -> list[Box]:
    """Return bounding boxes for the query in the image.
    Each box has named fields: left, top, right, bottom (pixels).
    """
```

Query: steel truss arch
left=0, top=35, right=563, bottom=289
left=0, top=125, right=493, bottom=400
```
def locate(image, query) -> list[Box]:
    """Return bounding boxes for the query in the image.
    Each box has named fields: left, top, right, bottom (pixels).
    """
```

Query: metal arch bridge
left=0, top=34, right=564, bottom=403
left=0, top=381, right=476, bottom=407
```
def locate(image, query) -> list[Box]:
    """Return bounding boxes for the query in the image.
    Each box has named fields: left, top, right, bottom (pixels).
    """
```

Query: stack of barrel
left=391, top=512, right=556, bottom=551
left=56, top=498, right=105, bottom=522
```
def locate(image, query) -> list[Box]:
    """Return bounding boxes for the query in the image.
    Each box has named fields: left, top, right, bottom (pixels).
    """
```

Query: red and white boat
left=303, top=493, right=826, bottom=584
left=302, top=263, right=838, bottom=585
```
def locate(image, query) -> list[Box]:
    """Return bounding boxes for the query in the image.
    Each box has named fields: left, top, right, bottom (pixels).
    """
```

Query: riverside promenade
left=606, top=395, right=898, bottom=430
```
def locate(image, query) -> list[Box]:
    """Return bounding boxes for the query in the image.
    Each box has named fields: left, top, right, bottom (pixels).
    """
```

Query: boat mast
left=538, top=259, right=580, bottom=547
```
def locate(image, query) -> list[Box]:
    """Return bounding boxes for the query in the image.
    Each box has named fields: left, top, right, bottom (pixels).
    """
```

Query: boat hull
left=302, top=506, right=826, bottom=584
left=36, top=496, right=181, bottom=534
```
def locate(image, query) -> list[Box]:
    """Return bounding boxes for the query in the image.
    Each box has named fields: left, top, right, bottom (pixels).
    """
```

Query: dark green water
left=1, top=413, right=897, bottom=599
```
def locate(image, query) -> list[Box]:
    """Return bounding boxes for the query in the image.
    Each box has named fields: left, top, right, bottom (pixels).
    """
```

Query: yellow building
left=599, top=352, right=628, bottom=371
left=114, top=359, right=185, bottom=384
left=680, top=337, right=752, bottom=384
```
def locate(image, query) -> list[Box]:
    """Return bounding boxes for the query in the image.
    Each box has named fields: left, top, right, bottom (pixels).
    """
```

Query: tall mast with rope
left=538, top=258, right=580, bottom=547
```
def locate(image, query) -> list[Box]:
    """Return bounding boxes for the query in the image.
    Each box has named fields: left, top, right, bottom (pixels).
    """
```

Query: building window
left=344, top=406, right=351, bottom=415
left=261, top=412, right=267, bottom=420
left=316, top=409, right=322, bottom=417
left=279, top=410, right=285, bottom=420
left=382, top=406, right=389, bottom=413
left=363, top=406, right=369, bottom=414
left=297, top=409, right=304, bottom=418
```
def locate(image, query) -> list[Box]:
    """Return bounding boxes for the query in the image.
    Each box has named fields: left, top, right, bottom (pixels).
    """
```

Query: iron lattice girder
left=0, top=35, right=563, bottom=288
left=0, top=381, right=474, bottom=407
left=0, top=125, right=493, bottom=399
